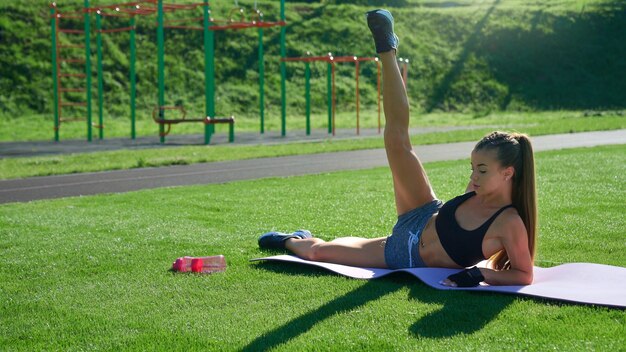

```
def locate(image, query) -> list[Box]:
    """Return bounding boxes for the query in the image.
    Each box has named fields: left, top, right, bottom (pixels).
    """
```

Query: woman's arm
left=441, top=213, right=534, bottom=287
left=481, top=215, right=534, bottom=286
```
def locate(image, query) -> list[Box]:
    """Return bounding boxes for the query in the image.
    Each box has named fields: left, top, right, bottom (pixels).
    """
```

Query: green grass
left=1, top=110, right=624, bottom=180
left=1, top=145, right=624, bottom=350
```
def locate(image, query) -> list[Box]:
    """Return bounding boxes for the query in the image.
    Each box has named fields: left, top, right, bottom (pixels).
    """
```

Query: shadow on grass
left=406, top=281, right=514, bottom=338
left=246, top=263, right=513, bottom=350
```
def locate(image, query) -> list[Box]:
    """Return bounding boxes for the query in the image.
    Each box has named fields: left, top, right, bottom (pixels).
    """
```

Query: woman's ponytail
left=475, top=132, right=538, bottom=270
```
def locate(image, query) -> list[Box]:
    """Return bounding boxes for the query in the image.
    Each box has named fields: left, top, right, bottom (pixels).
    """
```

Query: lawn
left=1, top=144, right=624, bottom=350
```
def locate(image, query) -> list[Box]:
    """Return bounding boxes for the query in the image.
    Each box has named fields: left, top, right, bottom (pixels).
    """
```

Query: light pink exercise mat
left=251, top=255, right=626, bottom=308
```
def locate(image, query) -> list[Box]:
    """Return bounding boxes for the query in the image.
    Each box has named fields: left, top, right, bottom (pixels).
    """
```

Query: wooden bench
left=152, top=106, right=235, bottom=142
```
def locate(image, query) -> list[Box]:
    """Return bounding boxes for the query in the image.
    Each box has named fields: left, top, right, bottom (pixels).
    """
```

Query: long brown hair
left=474, top=131, right=537, bottom=270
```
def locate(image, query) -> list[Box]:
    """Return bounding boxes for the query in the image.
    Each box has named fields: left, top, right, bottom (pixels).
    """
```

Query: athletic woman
left=258, top=9, right=537, bottom=287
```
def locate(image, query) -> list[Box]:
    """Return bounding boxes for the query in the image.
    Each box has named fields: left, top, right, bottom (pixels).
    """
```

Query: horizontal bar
left=97, top=12, right=131, bottom=18
left=209, top=20, right=286, bottom=31
left=154, top=117, right=235, bottom=125
left=164, top=25, right=203, bottom=30
left=90, top=1, right=149, bottom=10
left=282, top=55, right=333, bottom=63
left=58, top=14, right=83, bottom=20
left=97, top=26, right=135, bottom=33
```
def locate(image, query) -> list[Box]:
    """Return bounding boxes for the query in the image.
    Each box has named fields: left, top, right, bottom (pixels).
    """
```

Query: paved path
left=0, top=130, right=624, bottom=204
left=0, top=126, right=480, bottom=158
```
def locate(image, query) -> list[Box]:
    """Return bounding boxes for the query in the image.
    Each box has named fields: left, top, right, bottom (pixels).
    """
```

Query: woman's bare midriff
left=418, top=214, right=462, bottom=268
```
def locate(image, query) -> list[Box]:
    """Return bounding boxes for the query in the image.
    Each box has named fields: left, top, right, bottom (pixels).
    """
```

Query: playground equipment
left=50, top=0, right=286, bottom=144
left=154, top=0, right=286, bottom=143
left=282, top=52, right=382, bottom=136
left=50, top=1, right=405, bottom=143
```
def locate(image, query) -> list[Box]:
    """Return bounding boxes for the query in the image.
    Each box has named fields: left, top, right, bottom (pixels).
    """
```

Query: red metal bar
left=282, top=55, right=332, bottom=63
left=90, top=1, right=152, bottom=10
left=331, top=56, right=357, bottom=63
left=58, top=14, right=83, bottom=19
left=56, top=10, right=86, bottom=18
left=97, top=26, right=136, bottom=33
left=209, top=20, right=286, bottom=31
left=164, top=25, right=203, bottom=31
left=96, top=12, right=131, bottom=18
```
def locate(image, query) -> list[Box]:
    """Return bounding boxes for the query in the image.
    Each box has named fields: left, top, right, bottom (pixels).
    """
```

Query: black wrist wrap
left=447, top=266, right=485, bottom=287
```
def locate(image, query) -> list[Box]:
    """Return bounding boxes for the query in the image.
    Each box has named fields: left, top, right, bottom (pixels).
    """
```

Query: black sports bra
left=435, top=192, right=513, bottom=267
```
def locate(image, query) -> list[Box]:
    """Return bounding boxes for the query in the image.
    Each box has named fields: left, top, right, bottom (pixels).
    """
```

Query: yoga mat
left=251, top=255, right=626, bottom=308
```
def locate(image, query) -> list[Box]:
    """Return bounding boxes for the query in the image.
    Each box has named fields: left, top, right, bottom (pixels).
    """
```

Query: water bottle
left=171, top=255, right=227, bottom=274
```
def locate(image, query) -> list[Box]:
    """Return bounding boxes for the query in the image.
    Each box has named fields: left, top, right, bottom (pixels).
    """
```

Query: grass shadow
left=241, top=278, right=403, bottom=352
left=406, top=280, right=514, bottom=338
left=249, top=263, right=513, bottom=349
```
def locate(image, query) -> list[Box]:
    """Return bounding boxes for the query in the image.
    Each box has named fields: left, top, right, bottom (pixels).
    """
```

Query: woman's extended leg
left=285, top=236, right=388, bottom=268
left=377, top=30, right=437, bottom=216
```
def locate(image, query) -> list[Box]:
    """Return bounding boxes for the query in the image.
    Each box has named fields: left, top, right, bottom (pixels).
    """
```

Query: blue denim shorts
left=384, top=199, right=443, bottom=269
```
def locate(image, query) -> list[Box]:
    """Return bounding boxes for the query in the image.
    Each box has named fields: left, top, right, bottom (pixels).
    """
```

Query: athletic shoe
left=365, top=9, right=399, bottom=53
left=258, top=229, right=313, bottom=249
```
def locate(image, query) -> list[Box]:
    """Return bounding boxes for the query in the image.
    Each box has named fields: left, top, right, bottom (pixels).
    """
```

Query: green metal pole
left=259, top=27, right=264, bottom=134
left=51, top=5, right=59, bottom=142
left=305, top=62, right=310, bottom=135
left=326, top=61, right=332, bottom=134
left=157, top=0, right=165, bottom=143
left=204, top=1, right=215, bottom=144
left=280, top=0, right=286, bottom=137
left=85, top=0, right=92, bottom=142
left=96, top=13, right=104, bottom=140
left=130, top=16, right=136, bottom=140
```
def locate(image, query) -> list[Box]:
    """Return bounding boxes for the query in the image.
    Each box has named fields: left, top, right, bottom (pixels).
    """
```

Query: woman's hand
left=440, top=267, right=485, bottom=287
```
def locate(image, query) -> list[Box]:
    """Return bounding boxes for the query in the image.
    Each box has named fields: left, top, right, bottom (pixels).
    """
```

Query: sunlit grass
left=0, top=145, right=624, bottom=350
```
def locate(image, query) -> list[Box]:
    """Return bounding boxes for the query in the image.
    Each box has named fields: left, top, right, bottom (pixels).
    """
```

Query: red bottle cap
left=172, top=258, right=186, bottom=272
left=191, top=258, right=204, bottom=273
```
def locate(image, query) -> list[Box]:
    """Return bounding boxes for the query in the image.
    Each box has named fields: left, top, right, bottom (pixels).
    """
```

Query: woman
left=258, top=9, right=537, bottom=287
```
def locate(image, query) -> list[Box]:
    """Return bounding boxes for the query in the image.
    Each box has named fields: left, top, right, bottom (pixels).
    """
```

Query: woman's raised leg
left=369, top=10, right=437, bottom=215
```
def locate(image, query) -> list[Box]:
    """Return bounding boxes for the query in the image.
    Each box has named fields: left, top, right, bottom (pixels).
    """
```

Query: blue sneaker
left=258, top=229, right=313, bottom=249
left=366, top=9, right=399, bottom=53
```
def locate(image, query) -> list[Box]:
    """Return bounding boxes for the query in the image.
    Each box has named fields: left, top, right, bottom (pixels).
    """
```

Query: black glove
left=446, top=267, right=485, bottom=287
